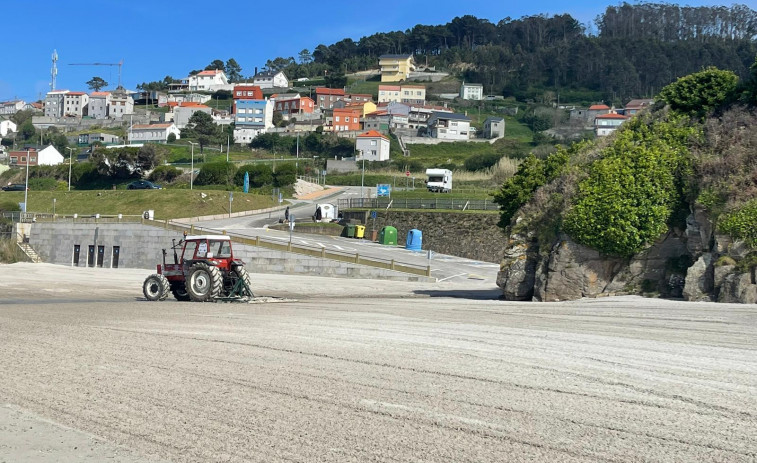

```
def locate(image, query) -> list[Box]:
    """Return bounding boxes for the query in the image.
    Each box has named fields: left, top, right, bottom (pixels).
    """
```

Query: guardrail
left=337, top=197, right=500, bottom=211
left=2, top=212, right=144, bottom=224
left=150, top=218, right=432, bottom=278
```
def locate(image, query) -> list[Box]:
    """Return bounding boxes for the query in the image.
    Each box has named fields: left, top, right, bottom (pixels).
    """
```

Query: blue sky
left=0, top=0, right=746, bottom=101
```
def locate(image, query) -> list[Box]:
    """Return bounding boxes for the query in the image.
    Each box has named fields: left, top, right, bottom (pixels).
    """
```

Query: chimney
left=254, top=67, right=258, bottom=76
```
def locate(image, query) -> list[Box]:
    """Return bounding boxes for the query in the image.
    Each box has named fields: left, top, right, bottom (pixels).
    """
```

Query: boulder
left=496, top=235, right=539, bottom=300
left=682, top=253, right=714, bottom=301
left=713, top=264, right=735, bottom=295
left=684, top=209, right=713, bottom=256
left=718, top=272, right=757, bottom=304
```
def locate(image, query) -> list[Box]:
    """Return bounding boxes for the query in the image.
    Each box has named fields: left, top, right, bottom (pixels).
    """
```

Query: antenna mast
left=50, top=50, right=59, bottom=91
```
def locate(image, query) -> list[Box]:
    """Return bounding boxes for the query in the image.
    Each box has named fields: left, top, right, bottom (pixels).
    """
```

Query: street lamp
left=358, top=149, right=365, bottom=201
left=23, top=148, right=29, bottom=214
left=188, top=141, right=198, bottom=190
left=65, top=147, right=74, bottom=191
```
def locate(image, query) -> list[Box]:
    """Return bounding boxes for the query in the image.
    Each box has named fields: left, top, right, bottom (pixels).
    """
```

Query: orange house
left=332, top=108, right=361, bottom=131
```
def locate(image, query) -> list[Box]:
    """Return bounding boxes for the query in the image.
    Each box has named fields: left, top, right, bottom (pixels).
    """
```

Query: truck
left=425, top=169, right=452, bottom=193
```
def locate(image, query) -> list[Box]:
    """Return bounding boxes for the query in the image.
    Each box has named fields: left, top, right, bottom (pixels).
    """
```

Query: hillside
left=495, top=65, right=757, bottom=303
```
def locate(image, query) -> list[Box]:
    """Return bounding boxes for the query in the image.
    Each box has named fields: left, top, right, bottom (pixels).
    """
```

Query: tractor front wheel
left=143, top=274, right=170, bottom=301
left=171, top=284, right=191, bottom=301
left=186, top=263, right=222, bottom=302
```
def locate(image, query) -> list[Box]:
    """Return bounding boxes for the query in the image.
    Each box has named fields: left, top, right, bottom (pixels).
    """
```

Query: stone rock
left=718, top=272, right=757, bottom=304
left=496, top=235, right=539, bottom=300
left=682, top=253, right=714, bottom=301
left=714, top=234, right=732, bottom=255
left=728, top=240, right=751, bottom=260
left=531, top=258, right=549, bottom=302
left=538, top=235, right=624, bottom=302
left=713, top=264, right=735, bottom=295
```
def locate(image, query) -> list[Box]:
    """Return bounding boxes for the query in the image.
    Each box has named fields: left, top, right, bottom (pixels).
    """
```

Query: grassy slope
left=0, top=190, right=278, bottom=219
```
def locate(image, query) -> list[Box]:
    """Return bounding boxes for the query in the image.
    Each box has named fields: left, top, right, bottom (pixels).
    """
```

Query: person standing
left=285, top=206, right=290, bottom=222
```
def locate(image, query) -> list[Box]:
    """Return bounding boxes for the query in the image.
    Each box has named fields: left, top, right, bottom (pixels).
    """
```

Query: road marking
left=333, top=245, right=344, bottom=250
left=437, top=273, right=467, bottom=282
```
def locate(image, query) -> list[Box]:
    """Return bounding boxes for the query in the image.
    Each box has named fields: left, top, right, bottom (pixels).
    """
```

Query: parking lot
left=1, top=263, right=755, bottom=462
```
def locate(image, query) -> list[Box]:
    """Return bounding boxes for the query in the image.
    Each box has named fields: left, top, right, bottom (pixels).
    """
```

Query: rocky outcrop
left=496, top=234, right=539, bottom=300
left=497, top=208, right=757, bottom=304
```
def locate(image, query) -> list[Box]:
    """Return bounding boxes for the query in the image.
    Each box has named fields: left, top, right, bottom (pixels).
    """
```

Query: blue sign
left=376, top=184, right=391, bottom=197
left=370, top=210, right=377, bottom=219
left=243, top=172, right=249, bottom=193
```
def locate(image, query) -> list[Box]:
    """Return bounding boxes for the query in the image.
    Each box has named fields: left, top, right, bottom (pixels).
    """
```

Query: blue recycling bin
left=406, top=229, right=422, bottom=251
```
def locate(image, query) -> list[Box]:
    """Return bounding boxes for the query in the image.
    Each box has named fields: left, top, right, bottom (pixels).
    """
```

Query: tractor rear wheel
left=231, top=265, right=253, bottom=297
left=143, top=274, right=170, bottom=301
left=186, top=263, right=222, bottom=302
left=171, top=284, right=191, bottom=301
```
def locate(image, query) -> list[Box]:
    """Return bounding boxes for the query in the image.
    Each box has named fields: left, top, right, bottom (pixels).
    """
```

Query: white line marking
left=437, top=273, right=467, bottom=282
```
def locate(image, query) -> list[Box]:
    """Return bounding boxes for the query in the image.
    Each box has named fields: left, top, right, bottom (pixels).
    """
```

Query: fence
left=2, top=212, right=144, bottom=224
left=337, top=197, right=500, bottom=211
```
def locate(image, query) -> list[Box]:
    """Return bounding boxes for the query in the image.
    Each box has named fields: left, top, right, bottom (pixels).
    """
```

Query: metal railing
left=2, top=212, right=143, bottom=224
left=337, top=197, right=500, bottom=211
left=149, top=218, right=432, bottom=278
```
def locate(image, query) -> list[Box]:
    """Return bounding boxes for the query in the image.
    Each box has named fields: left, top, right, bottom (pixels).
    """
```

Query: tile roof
left=198, top=70, right=223, bottom=76
left=90, top=92, right=110, bottom=96
left=178, top=102, right=210, bottom=108
left=66, top=92, right=86, bottom=96
left=379, top=54, right=413, bottom=59
left=595, top=113, right=629, bottom=119
left=315, top=87, right=345, bottom=96
left=358, top=130, right=388, bottom=140
left=589, top=104, right=611, bottom=110
left=378, top=85, right=401, bottom=91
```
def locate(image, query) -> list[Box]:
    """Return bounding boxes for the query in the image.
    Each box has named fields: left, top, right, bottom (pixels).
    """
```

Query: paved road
left=190, top=185, right=500, bottom=284
left=1, top=264, right=755, bottom=462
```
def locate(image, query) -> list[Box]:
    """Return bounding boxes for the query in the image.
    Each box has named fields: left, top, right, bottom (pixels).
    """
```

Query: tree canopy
left=182, top=111, right=222, bottom=153
left=86, top=76, right=108, bottom=92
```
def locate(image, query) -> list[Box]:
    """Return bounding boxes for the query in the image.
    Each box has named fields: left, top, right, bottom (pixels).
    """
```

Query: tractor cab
left=180, top=235, right=236, bottom=271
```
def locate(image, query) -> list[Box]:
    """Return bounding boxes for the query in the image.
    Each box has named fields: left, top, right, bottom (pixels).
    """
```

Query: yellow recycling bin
left=355, top=224, right=366, bottom=239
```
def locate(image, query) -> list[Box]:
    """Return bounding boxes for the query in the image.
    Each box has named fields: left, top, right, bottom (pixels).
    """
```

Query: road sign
left=376, top=184, right=391, bottom=197
left=278, top=192, right=283, bottom=203
left=405, top=170, right=410, bottom=177
left=370, top=210, right=377, bottom=219
left=229, top=191, right=233, bottom=201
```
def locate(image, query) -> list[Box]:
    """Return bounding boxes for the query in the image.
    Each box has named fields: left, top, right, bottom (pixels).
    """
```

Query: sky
left=0, top=0, right=750, bottom=102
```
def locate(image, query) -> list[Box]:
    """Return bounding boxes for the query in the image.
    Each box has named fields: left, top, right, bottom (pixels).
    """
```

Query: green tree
left=10, top=109, right=34, bottom=126
left=324, top=68, right=347, bottom=89
left=205, top=59, right=226, bottom=71
left=225, top=58, right=242, bottom=82
left=183, top=111, right=222, bottom=153
left=234, top=163, right=273, bottom=188
left=86, top=76, right=108, bottom=92
left=298, top=49, right=312, bottom=64
left=658, top=67, right=739, bottom=118
left=18, top=120, right=36, bottom=141
left=273, top=163, right=297, bottom=187
left=195, top=161, right=237, bottom=186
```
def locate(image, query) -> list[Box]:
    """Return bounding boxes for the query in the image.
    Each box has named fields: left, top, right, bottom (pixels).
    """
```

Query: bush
left=234, top=164, right=273, bottom=188
left=194, top=161, right=237, bottom=186
left=27, top=178, right=61, bottom=191
left=718, top=199, right=757, bottom=247
left=563, top=117, right=697, bottom=257
left=273, top=163, right=297, bottom=187
left=149, top=165, right=182, bottom=183
left=167, top=133, right=177, bottom=143
left=464, top=152, right=502, bottom=171
left=659, top=67, right=739, bottom=118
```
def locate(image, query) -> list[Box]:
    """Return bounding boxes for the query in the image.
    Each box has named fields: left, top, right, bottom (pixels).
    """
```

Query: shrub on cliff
left=659, top=67, right=739, bottom=118
left=563, top=116, right=698, bottom=257
left=718, top=199, right=757, bottom=247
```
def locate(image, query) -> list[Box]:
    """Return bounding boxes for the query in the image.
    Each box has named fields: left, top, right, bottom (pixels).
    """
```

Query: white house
left=233, top=127, right=267, bottom=144
left=128, top=123, right=180, bottom=144
left=427, top=111, right=472, bottom=140
left=356, top=130, right=391, bottom=162
left=187, top=70, right=231, bottom=92
left=108, top=88, right=134, bottom=120
left=253, top=70, right=289, bottom=89
left=460, top=82, right=483, bottom=100
left=0, top=120, right=17, bottom=137
left=0, top=100, right=25, bottom=115
left=37, top=145, right=65, bottom=165
left=44, top=90, right=69, bottom=118
left=594, top=113, right=629, bottom=136
left=63, top=92, right=89, bottom=117
left=88, top=92, right=111, bottom=119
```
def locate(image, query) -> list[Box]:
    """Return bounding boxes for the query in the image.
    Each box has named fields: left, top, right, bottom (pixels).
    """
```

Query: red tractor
left=142, top=234, right=253, bottom=302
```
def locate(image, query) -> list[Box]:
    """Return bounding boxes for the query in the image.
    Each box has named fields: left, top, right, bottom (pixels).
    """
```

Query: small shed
left=314, top=203, right=338, bottom=222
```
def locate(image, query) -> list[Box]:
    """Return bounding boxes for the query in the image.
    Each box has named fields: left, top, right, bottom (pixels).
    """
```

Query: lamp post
left=188, top=141, right=198, bottom=190
left=23, top=148, right=29, bottom=214
left=359, top=150, right=365, bottom=201
left=65, top=147, right=74, bottom=191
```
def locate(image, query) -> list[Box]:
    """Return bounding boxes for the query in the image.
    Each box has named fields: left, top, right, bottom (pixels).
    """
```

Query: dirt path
left=0, top=263, right=755, bottom=462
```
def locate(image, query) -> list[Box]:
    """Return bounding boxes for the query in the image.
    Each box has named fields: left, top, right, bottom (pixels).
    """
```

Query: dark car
left=127, top=180, right=162, bottom=190
left=1, top=184, right=27, bottom=191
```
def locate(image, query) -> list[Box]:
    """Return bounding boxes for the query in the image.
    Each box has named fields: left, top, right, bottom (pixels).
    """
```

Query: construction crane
left=69, top=60, right=124, bottom=88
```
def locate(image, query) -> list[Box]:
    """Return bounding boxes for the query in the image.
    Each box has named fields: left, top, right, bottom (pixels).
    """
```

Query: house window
left=236, top=91, right=241, bottom=96
left=370, top=140, right=377, bottom=145
left=345, top=117, right=350, bottom=122
left=335, top=116, right=340, bottom=122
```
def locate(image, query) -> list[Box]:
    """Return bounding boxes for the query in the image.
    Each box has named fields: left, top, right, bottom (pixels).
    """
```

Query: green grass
left=0, top=190, right=279, bottom=219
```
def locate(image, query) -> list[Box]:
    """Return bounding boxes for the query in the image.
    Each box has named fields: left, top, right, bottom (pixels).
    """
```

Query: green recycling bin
left=378, top=226, right=397, bottom=245
left=346, top=224, right=356, bottom=238
left=355, top=225, right=366, bottom=239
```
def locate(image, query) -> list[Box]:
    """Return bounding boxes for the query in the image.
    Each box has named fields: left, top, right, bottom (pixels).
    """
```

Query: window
left=236, top=91, right=242, bottom=96
left=370, top=140, right=377, bottom=145
left=335, top=116, right=340, bottom=122
left=345, top=117, right=350, bottom=122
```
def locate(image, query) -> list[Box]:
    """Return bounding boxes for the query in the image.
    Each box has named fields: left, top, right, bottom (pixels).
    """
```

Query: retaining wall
left=28, top=222, right=428, bottom=281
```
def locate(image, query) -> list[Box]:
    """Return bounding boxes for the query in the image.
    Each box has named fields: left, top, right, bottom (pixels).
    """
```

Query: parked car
left=1, top=183, right=27, bottom=191
left=127, top=180, right=162, bottom=190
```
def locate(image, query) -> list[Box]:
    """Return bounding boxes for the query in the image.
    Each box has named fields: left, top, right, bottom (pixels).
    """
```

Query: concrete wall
left=28, top=222, right=429, bottom=281
left=343, top=210, right=506, bottom=263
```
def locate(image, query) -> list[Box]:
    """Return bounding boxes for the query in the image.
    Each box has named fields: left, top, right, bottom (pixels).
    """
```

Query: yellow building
left=379, top=54, right=415, bottom=82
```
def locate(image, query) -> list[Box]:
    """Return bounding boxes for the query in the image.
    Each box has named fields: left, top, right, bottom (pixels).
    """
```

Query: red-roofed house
left=88, top=91, right=111, bottom=119
left=624, top=99, right=654, bottom=115
left=570, top=103, right=613, bottom=123
left=128, top=123, right=180, bottom=144
left=315, top=87, right=345, bottom=110
left=356, top=130, right=391, bottom=161
left=594, top=113, right=629, bottom=137
left=274, top=96, right=314, bottom=114
left=64, top=92, right=89, bottom=117
left=187, top=70, right=230, bottom=92
left=330, top=107, right=361, bottom=132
